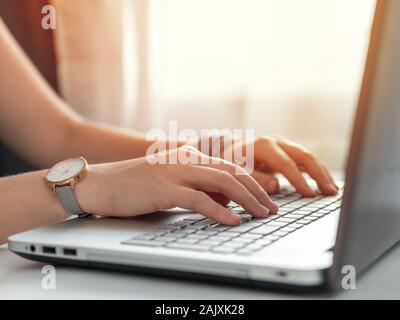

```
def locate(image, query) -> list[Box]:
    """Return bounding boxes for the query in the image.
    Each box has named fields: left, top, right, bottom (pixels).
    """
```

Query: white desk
left=1, top=243, right=399, bottom=299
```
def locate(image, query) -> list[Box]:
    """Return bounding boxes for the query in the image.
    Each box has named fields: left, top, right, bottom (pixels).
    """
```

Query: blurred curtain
left=51, top=0, right=125, bottom=125
left=147, top=0, right=376, bottom=170
left=51, top=0, right=375, bottom=170
left=51, top=0, right=150, bottom=129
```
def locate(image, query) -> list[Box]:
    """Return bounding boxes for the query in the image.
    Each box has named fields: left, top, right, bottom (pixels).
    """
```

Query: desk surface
left=1, top=242, right=399, bottom=300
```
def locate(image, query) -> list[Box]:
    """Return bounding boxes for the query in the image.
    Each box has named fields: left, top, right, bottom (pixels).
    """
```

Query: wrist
left=74, top=165, right=109, bottom=215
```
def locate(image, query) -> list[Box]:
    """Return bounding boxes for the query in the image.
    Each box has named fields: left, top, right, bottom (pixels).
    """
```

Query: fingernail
left=259, top=205, right=270, bottom=217
left=326, top=183, right=338, bottom=194
left=271, top=201, right=279, bottom=213
left=232, top=214, right=241, bottom=224
left=266, top=180, right=279, bottom=193
left=306, top=189, right=317, bottom=197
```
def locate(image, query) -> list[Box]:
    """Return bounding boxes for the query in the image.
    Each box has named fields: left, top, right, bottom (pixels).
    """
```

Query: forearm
left=63, top=120, right=242, bottom=164
left=63, top=120, right=186, bottom=164
left=67, top=121, right=158, bottom=162
left=0, top=170, right=68, bottom=244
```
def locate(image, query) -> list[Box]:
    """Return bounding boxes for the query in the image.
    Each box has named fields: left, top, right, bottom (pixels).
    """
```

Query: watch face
left=46, top=158, right=86, bottom=183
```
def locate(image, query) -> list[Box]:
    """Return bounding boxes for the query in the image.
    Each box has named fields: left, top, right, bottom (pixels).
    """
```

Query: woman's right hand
left=75, top=146, right=278, bottom=225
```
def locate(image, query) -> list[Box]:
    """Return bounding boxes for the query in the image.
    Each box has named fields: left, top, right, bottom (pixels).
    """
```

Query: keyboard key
left=301, top=203, right=322, bottom=208
left=240, top=216, right=252, bottom=223
left=185, top=234, right=209, bottom=240
left=281, top=203, right=304, bottom=208
left=209, top=231, right=234, bottom=238
left=196, top=230, right=218, bottom=236
left=212, top=247, right=236, bottom=254
left=213, top=231, right=238, bottom=237
left=193, top=218, right=217, bottom=226
left=243, top=221, right=264, bottom=227
left=185, top=219, right=217, bottom=230
left=217, top=242, right=244, bottom=249
left=154, top=236, right=177, bottom=242
left=244, top=244, right=264, bottom=251
left=309, top=212, right=325, bottom=217
left=207, top=235, right=234, bottom=242
left=288, top=208, right=310, bottom=215
left=170, top=229, right=197, bottom=235
left=230, top=237, right=254, bottom=244
left=260, top=230, right=284, bottom=239
left=295, top=219, right=312, bottom=225
left=210, top=224, right=231, bottom=231
left=316, top=209, right=331, bottom=214
left=226, top=225, right=257, bottom=233
left=280, top=225, right=301, bottom=232
left=173, top=219, right=196, bottom=227
left=159, top=225, right=181, bottom=230
left=238, top=233, right=263, bottom=239
left=166, top=243, right=210, bottom=251
left=186, top=225, right=209, bottom=230
left=185, top=214, right=206, bottom=220
left=281, top=214, right=302, bottom=219
left=294, top=208, right=315, bottom=213
left=250, top=225, right=281, bottom=235
left=174, top=238, right=199, bottom=245
left=277, top=207, right=294, bottom=213
left=167, top=229, right=189, bottom=238
left=274, top=200, right=293, bottom=206
left=288, top=222, right=305, bottom=229
left=239, top=213, right=253, bottom=219
left=252, top=216, right=278, bottom=223
left=265, top=221, right=290, bottom=227
left=303, top=216, right=319, bottom=221
left=254, top=238, right=273, bottom=246
left=271, top=230, right=289, bottom=237
left=236, top=249, right=256, bottom=255
left=198, top=240, right=222, bottom=247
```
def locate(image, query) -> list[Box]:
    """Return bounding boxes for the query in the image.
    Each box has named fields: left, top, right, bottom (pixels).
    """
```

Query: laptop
left=8, top=0, right=400, bottom=290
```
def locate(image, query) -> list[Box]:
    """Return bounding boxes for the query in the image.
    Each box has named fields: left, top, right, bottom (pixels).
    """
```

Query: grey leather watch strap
left=55, top=186, right=89, bottom=218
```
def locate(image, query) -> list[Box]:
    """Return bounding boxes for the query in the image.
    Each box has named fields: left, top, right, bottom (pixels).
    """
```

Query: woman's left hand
left=223, top=135, right=339, bottom=197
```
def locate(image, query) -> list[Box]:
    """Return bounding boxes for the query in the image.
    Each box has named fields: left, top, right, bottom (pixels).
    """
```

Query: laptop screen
left=330, top=0, right=400, bottom=287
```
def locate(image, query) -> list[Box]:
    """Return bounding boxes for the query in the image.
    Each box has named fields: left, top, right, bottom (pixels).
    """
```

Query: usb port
left=42, top=246, right=56, bottom=254
left=63, top=248, right=77, bottom=256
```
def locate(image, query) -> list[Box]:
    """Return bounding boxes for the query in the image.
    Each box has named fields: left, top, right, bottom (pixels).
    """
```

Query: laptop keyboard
left=122, top=188, right=343, bottom=256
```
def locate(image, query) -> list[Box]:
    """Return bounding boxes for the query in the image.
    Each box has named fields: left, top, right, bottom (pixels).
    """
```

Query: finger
left=276, top=140, right=337, bottom=195
left=251, top=170, right=280, bottom=194
left=321, top=163, right=339, bottom=190
left=175, top=187, right=241, bottom=225
left=184, top=165, right=270, bottom=218
left=257, top=141, right=315, bottom=197
left=207, top=192, right=230, bottom=207
left=200, top=157, right=279, bottom=212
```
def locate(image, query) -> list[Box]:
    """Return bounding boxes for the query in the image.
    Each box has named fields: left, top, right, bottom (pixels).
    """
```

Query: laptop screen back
left=329, top=0, right=400, bottom=287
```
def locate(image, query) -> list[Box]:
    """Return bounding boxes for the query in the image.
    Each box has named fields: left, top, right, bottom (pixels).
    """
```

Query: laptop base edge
left=12, top=251, right=330, bottom=294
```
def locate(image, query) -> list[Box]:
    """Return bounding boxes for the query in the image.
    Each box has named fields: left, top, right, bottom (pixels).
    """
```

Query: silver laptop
left=8, top=0, right=400, bottom=290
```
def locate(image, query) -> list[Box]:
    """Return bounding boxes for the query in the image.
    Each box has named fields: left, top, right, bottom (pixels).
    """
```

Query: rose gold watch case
left=45, top=157, right=89, bottom=192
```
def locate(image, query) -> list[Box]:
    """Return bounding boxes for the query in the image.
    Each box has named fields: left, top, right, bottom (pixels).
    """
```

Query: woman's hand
left=75, top=146, right=278, bottom=225
left=224, top=135, right=338, bottom=197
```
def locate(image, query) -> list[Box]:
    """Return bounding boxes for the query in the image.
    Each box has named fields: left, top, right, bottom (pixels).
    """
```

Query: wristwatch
left=45, top=157, right=90, bottom=218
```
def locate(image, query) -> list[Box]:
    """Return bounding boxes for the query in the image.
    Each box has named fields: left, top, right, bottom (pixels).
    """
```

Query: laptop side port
left=63, top=248, right=77, bottom=256
left=42, top=246, right=56, bottom=254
